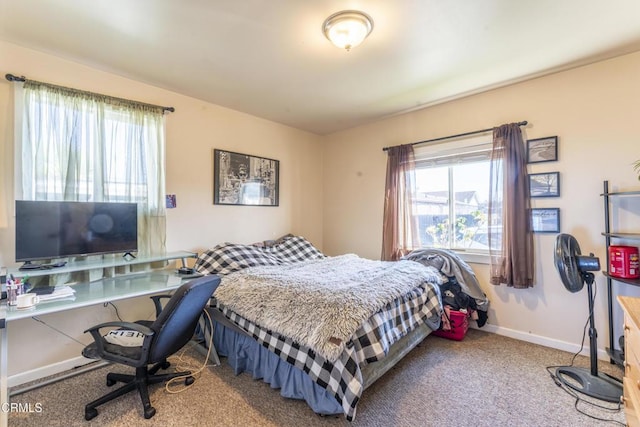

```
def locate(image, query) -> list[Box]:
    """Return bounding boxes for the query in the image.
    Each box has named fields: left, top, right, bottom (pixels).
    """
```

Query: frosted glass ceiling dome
left=322, top=10, right=374, bottom=51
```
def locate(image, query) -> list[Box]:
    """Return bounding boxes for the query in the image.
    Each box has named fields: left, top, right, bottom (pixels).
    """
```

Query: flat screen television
left=15, top=200, right=138, bottom=265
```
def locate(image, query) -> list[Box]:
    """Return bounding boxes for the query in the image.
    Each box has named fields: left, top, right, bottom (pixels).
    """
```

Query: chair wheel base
left=185, top=376, right=195, bottom=386
left=85, top=407, right=98, bottom=420
left=106, top=378, right=116, bottom=387
left=144, top=407, right=156, bottom=419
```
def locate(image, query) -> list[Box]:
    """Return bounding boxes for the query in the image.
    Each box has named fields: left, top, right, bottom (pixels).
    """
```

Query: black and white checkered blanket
left=194, top=235, right=325, bottom=275
left=212, top=279, right=441, bottom=421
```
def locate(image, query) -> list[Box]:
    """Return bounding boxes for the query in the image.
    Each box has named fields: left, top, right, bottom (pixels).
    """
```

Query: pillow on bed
left=251, top=233, right=294, bottom=248
left=194, top=243, right=281, bottom=275
left=194, top=236, right=324, bottom=275
left=264, top=235, right=325, bottom=263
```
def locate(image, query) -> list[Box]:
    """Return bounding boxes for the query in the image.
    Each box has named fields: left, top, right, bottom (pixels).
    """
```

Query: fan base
left=555, top=366, right=622, bottom=403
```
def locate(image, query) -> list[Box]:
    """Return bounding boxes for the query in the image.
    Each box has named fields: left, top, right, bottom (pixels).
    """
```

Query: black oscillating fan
left=553, top=233, right=622, bottom=402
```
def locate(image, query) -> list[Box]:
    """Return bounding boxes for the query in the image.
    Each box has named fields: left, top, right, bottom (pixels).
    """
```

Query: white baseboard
left=8, top=356, right=94, bottom=388
left=476, top=324, right=611, bottom=361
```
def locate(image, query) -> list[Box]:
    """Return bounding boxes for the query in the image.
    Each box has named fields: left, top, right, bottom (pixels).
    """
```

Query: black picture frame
left=531, top=208, right=560, bottom=233
left=213, top=149, right=279, bottom=206
left=527, top=136, right=558, bottom=164
left=529, top=172, right=560, bottom=198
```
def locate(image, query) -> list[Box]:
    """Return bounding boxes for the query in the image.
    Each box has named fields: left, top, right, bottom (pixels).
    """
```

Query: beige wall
left=0, top=40, right=323, bottom=378
left=323, top=51, right=640, bottom=355
left=2, top=37, right=640, bottom=381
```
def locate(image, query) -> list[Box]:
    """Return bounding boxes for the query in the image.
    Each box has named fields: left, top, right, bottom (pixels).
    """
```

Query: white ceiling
left=2, top=0, right=640, bottom=135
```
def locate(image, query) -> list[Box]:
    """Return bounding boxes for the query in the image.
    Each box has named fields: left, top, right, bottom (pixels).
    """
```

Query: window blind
left=414, top=134, right=493, bottom=166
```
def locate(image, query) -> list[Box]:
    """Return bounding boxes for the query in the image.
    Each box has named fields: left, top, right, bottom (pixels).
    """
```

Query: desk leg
left=190, top=340, right=220, bottom=366
left=208, top=323, right=221, bottom=366
left=1, top=322, right=8, bottom=427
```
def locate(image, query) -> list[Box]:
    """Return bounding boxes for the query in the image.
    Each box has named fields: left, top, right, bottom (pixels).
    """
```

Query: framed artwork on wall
left=529, top=172, right=560, bottom=198
left=527, top=136, right=558, bottom=163
left=531, top=208, right=560, bottom=233
left=213, top=149, right=279, bottom=206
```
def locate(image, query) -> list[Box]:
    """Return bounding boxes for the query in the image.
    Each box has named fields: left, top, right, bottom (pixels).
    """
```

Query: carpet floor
left=8, top=329, right=626, bottom=426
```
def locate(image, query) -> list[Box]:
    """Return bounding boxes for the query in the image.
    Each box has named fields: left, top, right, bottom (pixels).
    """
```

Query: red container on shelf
left=432, top=310, right=469, bottom=341
left=609, top=245, right=640, bottom=279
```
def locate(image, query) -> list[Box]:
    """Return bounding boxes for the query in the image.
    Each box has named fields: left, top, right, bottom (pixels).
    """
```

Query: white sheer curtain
left=19, top=80, right=166, bottom=256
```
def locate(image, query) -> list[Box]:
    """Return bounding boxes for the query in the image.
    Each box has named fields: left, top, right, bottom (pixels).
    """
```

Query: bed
left=194, top=235, right=443, bottom=421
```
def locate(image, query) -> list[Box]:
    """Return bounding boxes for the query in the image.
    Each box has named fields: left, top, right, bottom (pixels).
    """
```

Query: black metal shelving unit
left=601, top=180, right=640, bottom=366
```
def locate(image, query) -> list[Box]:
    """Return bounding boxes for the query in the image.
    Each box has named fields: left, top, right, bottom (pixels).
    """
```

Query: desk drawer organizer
left=432, top=309, right=469, bottom=341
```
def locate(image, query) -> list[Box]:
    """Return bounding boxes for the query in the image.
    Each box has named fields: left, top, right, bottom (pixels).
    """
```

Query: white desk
left=0, top=252, right=197, bottom=426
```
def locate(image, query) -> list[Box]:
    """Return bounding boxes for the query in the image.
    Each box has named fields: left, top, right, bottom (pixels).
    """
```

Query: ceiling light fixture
left=322, top=10, right=374, bottom=51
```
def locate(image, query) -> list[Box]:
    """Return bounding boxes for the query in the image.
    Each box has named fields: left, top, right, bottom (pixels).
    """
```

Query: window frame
left=413, top=135, right=494, bottom=262
left=14, top=80, right=168, bottom=256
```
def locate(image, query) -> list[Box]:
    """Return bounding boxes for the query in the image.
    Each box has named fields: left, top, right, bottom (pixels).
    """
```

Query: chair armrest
left=84, top=321, right=155, bottom=365
left=149, top=294, right=172, bottom=317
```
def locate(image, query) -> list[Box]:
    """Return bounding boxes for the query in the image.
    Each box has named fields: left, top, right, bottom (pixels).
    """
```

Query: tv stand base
left=18, top=262, right=43, bottom=271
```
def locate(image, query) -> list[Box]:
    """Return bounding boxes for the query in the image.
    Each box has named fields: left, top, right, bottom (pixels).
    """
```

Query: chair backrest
left=148, top=275, right=220, bottom=363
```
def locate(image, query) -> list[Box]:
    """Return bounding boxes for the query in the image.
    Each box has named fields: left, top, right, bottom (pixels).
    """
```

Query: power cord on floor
left=545, top=284, right=624, bottom=426
left=164, top=308, right=216, bottom=394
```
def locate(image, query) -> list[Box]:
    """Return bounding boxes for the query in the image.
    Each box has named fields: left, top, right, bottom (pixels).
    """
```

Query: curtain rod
left=5, top=73, right=175, bottom=113
left=382, top=121, right=528, bottom=152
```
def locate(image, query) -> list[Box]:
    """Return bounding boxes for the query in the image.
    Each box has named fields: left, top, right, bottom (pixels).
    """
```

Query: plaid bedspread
left=212, top=280, right=442, bottom=421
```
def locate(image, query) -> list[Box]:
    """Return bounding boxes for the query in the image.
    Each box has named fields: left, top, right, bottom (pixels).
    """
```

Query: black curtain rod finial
left=5, top=74, right=26, bottom=82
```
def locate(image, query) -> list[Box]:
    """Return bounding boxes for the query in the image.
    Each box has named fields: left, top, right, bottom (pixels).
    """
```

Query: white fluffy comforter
left=213, top=254, right=441, bottom=362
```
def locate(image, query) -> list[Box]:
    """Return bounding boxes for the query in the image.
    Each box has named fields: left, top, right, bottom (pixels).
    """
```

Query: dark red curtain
left=381, top=145, right=419, bottom=261
left=488, top=123, right=535, bottom=288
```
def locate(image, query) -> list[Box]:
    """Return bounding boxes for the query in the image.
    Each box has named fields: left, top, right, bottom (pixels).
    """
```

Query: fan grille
left=554, top=233, right=585, bottom=293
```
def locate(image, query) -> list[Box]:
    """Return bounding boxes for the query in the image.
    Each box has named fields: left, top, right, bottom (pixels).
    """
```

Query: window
left=414, top=136, right=496, bottom=253
left=16, top=80, right=167, bottom=254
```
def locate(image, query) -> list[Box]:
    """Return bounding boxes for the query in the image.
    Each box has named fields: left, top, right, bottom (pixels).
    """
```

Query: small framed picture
left=527, top=136, right=558, bottom=163
left=531, top=208, right=560, bottom=233
left=529, top=172, right=560, bottom=198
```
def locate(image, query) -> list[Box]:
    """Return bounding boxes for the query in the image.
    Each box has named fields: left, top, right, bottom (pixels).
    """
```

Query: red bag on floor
left=433, top=309, right=469, bottom=341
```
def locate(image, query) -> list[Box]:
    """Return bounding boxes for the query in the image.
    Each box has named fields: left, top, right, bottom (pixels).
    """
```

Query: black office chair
left=81, top=275, right=220, bottom=420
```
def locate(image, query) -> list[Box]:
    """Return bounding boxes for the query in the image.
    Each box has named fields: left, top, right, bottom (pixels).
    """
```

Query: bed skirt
left=208, top=312, right=435, bottom=419
left=212, top=319, right=344, bottom=415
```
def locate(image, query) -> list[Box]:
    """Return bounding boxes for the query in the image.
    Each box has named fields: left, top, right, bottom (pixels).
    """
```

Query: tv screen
left=15, top=200, right=138, bottom=262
